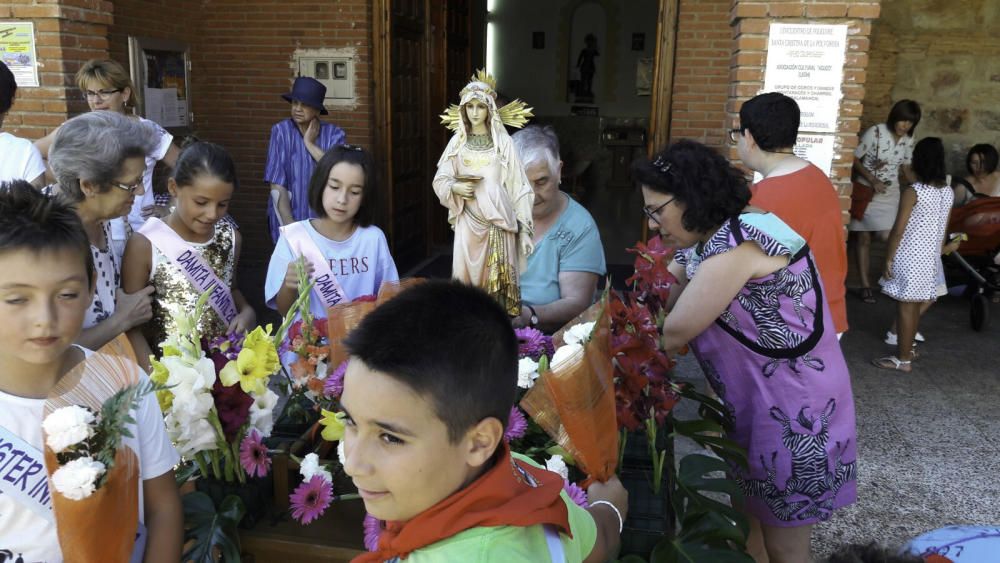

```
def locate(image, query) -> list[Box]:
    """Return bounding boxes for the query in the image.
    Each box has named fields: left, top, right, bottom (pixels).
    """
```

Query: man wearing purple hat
left=265, top=76, right=346, bottom=242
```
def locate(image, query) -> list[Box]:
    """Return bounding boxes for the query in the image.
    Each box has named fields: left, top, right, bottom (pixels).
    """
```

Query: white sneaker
left=884, top=331, right=925, bottom=345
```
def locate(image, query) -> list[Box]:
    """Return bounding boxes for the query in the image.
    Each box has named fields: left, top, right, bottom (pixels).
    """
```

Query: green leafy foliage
left=183, top=492, right=245, bottom=563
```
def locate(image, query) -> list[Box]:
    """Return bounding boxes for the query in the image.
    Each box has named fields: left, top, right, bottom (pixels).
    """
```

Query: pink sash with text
left=281, top=221, right=346, bottom=310
left=139, top=218, right=238, bottom=325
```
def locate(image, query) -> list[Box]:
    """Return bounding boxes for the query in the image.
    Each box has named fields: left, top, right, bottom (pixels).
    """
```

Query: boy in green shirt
left=341, top=280, right=628, bottom=562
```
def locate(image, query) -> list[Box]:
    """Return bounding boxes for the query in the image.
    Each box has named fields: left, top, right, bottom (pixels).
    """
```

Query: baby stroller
left=943, top=196, right=1000, bottom=331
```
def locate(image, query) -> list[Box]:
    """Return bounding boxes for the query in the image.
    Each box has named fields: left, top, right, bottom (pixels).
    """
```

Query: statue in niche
left=433, top=70, right=535, bottom=316
left=576, top=33, right=600, bottom=100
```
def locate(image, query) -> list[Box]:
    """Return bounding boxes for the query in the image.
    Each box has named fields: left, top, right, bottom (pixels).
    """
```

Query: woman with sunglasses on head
left=637, top=140, right=857, bottom=563
left=35, top=60, right=181, bottom=256
left=46, top=111, right=161, bottom=352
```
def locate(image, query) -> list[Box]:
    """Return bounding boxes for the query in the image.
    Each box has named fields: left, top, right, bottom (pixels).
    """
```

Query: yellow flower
left=243, top=325, right=279, bottom=376
left=219, top=348, right=269, bottom=396
left=219, top=325, right=280, bottom=396
left=148, top=357, right=173, bottom=412
left=319, top=409, right=346, bottom=442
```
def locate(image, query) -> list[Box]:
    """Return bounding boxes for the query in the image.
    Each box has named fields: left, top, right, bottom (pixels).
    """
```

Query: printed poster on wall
left=0, top=22, right=39, bottom=87
left=763, top=23, right=848, bottom=133
left=793, top=133, right=836, bottom=177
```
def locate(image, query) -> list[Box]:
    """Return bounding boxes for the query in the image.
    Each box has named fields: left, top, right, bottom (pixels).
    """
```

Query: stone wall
left=863, top=0, right=1000, bottom=173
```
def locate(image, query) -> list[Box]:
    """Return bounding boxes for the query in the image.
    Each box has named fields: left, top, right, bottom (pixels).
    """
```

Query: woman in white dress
left=849, top=99, right=921, bottom=304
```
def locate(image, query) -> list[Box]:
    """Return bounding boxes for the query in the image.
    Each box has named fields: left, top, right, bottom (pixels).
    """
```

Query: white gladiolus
left=300, top=453, right=333, bottom=483
left=517, top=357, right=540, bottom=389
left=550, top=343, right=583, bottom=369
left=42, top=405, right=95, bottom=453
left=51, top=457, right=105, bottom=500
left=563, top=321, right=596, bottom=346
left=545, top=454, right=569, bottom=480
left=249, top=389, right=279, bottom=438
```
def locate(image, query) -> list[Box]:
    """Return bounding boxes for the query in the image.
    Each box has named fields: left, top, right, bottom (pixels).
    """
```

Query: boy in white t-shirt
left=0, top=62, right=45, bottom=187
left=0, top=180, right=181, bottom=562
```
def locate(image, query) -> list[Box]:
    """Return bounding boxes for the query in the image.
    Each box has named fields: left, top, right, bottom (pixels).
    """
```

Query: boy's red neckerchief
left=352, top=442, right=571, bottom=562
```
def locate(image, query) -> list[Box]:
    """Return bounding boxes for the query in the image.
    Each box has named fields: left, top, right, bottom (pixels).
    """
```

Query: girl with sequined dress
left=432, top=71, right=534, bottom=316
left=122, top=142, right=256, bottom=369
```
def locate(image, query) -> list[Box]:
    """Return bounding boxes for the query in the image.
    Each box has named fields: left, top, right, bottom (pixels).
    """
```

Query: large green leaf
left=182, top=492, right=245, bottom=563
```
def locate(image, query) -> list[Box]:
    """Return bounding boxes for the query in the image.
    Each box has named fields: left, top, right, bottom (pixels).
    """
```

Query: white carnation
left=550, top=343, right=583, bottom=369
left=337, top=441, right=346, bottom=466
left=249, top=389, right=279, bottom=438
left=563, top=321, right=596, bottom=346
left=300, top=453, right=333, bottom=483
left=545, top=454, right=569, bottom=480
left=51, top=457, right=105, bottom=500
left=42, top=405, right=96, bottom=453
left=517, top=357, right=540, bottom=389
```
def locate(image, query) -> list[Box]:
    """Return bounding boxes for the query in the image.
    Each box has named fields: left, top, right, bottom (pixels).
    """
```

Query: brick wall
left=106, top=0, right=375, bottom=269
left=667, top=0, right=732, bottom=149
left=728, top=0, right=881, bottom=215
left=1, top=0, right=113, bottom=139
left=863, top=0, right=1000, bottom=172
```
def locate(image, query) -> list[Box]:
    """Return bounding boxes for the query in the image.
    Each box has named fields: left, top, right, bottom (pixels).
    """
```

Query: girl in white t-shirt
left=0, top=61, right=45, bottom=186
left=266, top=144, right=399, bottom=320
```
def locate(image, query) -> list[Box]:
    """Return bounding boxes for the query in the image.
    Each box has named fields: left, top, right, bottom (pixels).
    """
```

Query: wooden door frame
left=372, top=0, right=393, bottom=233
left=649, top=0, right=680, bottom=156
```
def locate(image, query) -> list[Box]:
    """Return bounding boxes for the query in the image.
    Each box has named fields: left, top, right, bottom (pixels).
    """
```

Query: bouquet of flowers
left=44, top=380, right=163, bottom=500
left=608, top=235, right=682, bottom=494
left=520, top=300, right=620, bottom=485
left=149, top=292, right=281, bottom=484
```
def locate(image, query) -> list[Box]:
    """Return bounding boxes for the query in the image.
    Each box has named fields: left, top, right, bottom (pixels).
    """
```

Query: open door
left=373, top=0, right=480, bottom=273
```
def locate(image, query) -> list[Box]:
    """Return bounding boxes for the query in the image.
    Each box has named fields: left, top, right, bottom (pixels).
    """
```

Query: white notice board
left=763, top=23, right=848, bottom=133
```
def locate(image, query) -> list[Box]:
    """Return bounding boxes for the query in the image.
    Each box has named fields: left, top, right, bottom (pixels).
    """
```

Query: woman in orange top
left=737, top=93, right=849, bottom=334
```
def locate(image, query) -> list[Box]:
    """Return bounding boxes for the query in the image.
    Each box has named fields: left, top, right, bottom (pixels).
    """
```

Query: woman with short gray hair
left=48, top=110, right=159, bottom=349
left=511, top=125, right=606, bottom=332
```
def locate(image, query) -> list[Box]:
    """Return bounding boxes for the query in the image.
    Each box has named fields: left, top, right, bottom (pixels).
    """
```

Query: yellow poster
left=0, top=22, right=39, bottom=87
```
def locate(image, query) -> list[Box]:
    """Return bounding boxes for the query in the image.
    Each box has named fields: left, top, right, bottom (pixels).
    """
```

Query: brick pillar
left=1, top=0, right=113, bottom=140
left=727, top=0, right=881, bottom=220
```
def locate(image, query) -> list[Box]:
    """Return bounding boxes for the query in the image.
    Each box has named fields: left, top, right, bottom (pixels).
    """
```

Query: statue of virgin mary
left=432, top=70, right=534, bottom=316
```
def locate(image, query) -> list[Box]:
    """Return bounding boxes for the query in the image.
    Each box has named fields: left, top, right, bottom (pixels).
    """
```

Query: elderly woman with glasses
left=510, top=125, right=605, bottom=332
left=47, top=111, right=161, bottom=351
left=35, top=59, right=180, bottom=249
left=637, top=140, right=857, bottom=563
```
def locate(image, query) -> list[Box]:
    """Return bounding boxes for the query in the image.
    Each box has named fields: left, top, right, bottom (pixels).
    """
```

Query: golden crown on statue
left=440, top=69, right=534, bottom=132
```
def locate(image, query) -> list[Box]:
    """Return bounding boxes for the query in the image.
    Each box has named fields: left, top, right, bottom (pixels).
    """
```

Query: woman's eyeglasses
left=643, top=197, right=674, bottom=225
left=84, top=89, right=123, bottom=101
left=728, top=127, right=744, bottom=145
left=111, top=178, right=144, bottom=194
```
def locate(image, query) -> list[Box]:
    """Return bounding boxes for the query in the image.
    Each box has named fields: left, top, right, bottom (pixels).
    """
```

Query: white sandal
left=872, top=356, right=912, bottom=372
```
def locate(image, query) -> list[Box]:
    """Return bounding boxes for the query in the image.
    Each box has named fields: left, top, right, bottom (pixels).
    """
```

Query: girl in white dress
left=875, top=137, right=960, bottom=372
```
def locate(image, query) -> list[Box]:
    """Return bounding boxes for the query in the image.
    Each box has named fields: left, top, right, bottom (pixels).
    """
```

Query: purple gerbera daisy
left=239, top=429, right=271, bottom=478
left=363, top=513, right=383, bottom=551
left=324, top=360, right=348, bottom=398
left=563, top=479, right=588, bottom=508
left=504, top=406, right=528, bottom=442
left=290, top=475, right=334, bottom=525
left=514, top=327, right=553, bottom=361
